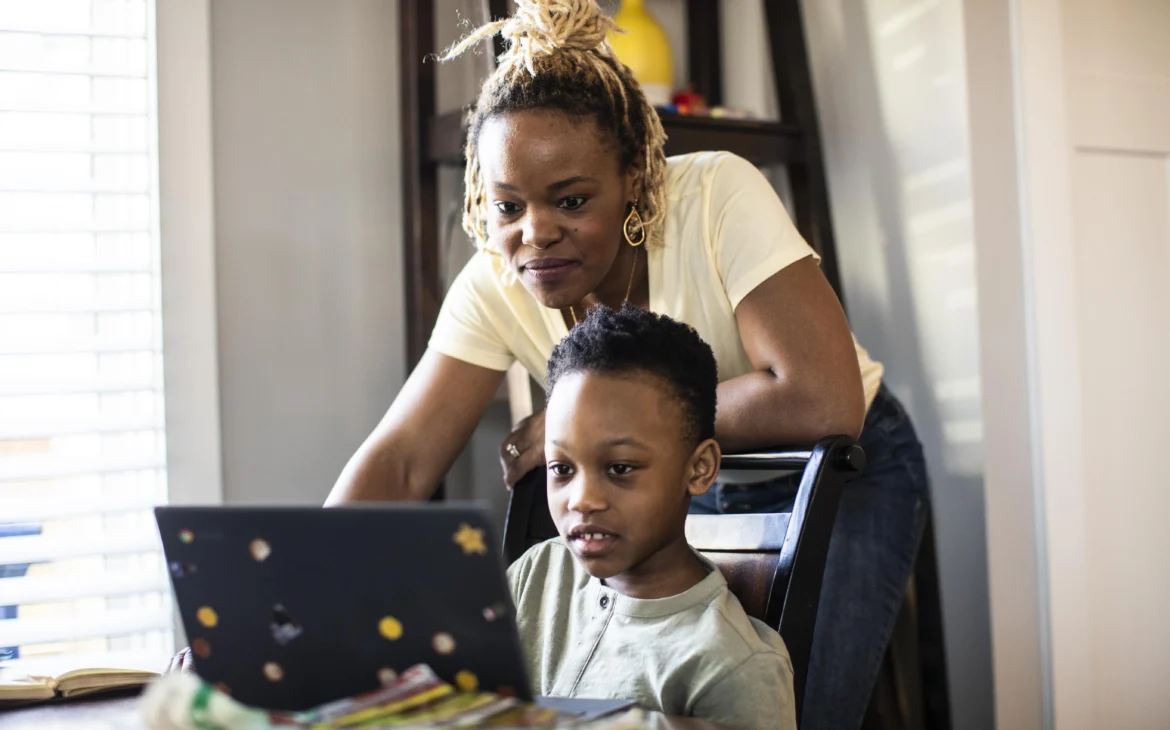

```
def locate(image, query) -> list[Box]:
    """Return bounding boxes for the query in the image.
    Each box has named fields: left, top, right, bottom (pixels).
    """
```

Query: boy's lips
left=567, top=523, right=620, bottom=558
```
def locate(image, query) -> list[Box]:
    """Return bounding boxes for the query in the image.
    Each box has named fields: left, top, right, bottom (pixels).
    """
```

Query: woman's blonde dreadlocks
left=442, top=0, right=669, bottom=255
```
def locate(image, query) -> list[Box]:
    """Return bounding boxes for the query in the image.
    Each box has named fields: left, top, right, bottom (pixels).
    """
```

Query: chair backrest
left=502, top=435, right=866, bottom=723
left=683, top=512, right=788, bottom=623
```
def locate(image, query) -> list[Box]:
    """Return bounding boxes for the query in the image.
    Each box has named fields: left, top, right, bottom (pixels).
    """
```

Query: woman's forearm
left=325, top=351, right=506, bottom=506
left=325, top=433, right=438, bottom=505
left=714, top=370, right=865, bottom=453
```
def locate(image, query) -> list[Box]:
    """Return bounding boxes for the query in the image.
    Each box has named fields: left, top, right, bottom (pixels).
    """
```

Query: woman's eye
left=494, top=201, right=521, bottom=215
left=608, top=464, right=634, bottom=476
left=558, top=196, right=587, bottom=211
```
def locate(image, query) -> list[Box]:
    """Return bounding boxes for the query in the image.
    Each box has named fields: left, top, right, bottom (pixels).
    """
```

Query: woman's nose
left=521, top=209, right=560, bottom=250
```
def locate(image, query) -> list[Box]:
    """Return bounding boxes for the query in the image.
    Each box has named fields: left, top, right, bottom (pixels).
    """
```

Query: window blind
left=0, top=0, right=172, bottom=674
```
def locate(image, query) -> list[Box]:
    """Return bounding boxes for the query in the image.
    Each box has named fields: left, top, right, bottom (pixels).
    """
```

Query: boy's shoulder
left=508, top=537, right=575, bottom=577
left=506, top=538, right=585, bottom=601
left=655, top=562, right=796, bottom=729
left=674, top=561, right=792, bottom=670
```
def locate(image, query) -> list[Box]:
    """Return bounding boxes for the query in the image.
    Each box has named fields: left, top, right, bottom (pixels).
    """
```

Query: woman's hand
left=166, top=647, right=194, bottom=673
left=500, top=410, right=546, bottom=489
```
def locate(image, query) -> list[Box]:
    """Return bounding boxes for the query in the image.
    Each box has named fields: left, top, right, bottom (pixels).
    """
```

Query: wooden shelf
left=425, top=109, right=805, bottom=166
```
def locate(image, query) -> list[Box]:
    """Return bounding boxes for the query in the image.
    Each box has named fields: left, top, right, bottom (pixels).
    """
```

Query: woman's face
left=477, top=110, right=640, bottom=309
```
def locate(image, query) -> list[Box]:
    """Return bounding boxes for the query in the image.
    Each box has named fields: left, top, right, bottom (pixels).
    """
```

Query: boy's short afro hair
left=546, top=304, right=718, bottom=446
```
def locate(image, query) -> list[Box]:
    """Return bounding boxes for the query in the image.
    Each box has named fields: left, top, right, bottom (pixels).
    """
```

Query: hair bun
left=502, top=0, right=618, bottom=69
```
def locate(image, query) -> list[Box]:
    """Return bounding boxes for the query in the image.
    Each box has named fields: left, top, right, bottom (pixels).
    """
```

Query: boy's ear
left=686, top=438, right=722, bottom=497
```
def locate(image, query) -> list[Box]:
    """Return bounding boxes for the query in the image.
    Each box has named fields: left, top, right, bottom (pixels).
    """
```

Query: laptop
left=155, top=504, right=536, bottom=712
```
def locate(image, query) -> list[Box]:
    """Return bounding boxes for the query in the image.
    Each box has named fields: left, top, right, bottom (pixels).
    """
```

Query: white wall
left=208, top=0, right=406, bottom=505
left=801, top=3, right=993, bottom=725
left=1064, top=3, right=1170, bottom=724
left=1033, top=1, right=1168, bottom=727
left=967, top=0, right=1170, bottom=727
left=157, top=0, right=224, bottom=507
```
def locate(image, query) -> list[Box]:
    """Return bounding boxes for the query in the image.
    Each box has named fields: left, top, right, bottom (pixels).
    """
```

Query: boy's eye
left=549, top=463, right=574, bottom=477
left=494, top=201, right=522, bottom=215
left=558, top=196, right=587, bottom=211
left=608, top=464, right=635, bottom=476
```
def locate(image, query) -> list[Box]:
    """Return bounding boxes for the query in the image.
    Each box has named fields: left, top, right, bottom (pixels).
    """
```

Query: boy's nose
left=566, top=476, right=607, bottom=514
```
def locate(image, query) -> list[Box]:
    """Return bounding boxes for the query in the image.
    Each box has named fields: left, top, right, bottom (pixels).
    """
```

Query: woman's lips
left=523, top=258, right=579, bottom=283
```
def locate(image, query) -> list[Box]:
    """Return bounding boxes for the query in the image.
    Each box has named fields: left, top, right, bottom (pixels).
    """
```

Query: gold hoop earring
left=623, top=203, right=646, bottom=247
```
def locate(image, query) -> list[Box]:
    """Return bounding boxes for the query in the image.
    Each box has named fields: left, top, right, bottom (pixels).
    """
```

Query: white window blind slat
left=0, top=416, right=162, bottom=441
left=0, top=609, right=172, bottom=648
left=0, top=342, right=159, bottom=356
left=3, top=492, right=164, bottom=524
left=0, top=529, right=161, bottom=567
left=0, top=0, right=147, bottom=36
left=0, top=0, right=172, bottom=669
left=0, top=453, right=165, bottom=482
left=0, top=375, right=162, bottom=398
left=1, top=571, right=168, bottom=605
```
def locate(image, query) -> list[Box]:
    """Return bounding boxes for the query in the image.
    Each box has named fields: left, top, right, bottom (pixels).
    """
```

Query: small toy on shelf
left=670, top=84, right=708, bottom=116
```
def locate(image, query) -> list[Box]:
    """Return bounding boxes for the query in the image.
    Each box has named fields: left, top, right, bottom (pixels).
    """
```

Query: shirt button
left=600, top=595, right=610, bottom=609
left=721, top=501, right=732, bottom=511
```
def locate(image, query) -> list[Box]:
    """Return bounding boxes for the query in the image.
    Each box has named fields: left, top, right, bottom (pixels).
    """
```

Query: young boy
left=507, top=305, right=797, bottom=730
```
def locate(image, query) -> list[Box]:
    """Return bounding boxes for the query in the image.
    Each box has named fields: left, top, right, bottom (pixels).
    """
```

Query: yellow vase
left=607, top=0, right=673, bottom=107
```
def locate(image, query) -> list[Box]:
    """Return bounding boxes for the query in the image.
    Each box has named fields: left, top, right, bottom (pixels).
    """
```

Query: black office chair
left=502, top=434, right=866, bottom=725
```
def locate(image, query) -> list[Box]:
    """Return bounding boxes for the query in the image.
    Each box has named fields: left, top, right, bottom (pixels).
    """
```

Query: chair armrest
left=720, top=439, right=866, bottom=473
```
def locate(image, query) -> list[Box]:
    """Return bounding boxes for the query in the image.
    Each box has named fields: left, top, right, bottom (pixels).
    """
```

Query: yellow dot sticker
left=379, top=616, right=403, bottom=641
left=196, top=606, right=218, bottom=628
left=455, top=670, right=478, bottom=692
left=453, top=523, right=487, bottom=555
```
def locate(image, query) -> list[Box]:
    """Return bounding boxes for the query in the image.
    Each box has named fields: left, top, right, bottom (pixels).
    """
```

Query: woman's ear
left=623, top=160, right=645, bottom=204
left=686, top=438, right=722, bottom=497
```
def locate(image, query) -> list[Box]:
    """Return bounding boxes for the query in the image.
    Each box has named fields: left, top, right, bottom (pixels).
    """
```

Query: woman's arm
left=715, top=256, right=865, bottom=452
left=326, top=350, right=506, bottom=504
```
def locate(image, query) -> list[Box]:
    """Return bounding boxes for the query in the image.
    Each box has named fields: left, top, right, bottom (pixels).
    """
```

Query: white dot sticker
left=263, top=662, right=283, bottom=682
left=250, top=539, right=272, bottom=562
left=432, top=632, right=456, bottom=655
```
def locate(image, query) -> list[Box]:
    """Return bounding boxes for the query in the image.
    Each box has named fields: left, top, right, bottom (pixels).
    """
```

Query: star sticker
left=453, top=523, right=487, bottom=555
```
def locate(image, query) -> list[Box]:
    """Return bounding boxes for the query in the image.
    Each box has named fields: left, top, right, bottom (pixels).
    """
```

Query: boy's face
left=544, top=370, right=719, bottom=592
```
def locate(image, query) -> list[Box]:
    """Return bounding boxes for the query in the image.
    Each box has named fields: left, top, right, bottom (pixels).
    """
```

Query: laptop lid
left=155, top=504, right=532, bottom=711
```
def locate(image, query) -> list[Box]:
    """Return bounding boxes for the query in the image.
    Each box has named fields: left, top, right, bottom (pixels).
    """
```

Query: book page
left=55, top=668, right=158, bottom=696
left=0, top=674, right=58, bottom=704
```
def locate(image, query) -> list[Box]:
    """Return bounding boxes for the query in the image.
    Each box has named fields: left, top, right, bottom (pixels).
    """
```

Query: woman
left=329, top=1, right=927, bottom=728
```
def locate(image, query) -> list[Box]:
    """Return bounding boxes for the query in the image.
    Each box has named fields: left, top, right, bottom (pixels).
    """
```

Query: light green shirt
left=507, top=540, right=797, bottom=730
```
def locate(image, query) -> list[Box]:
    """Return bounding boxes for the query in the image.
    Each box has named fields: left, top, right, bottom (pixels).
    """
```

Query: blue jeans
left=691, top=385, right=928, bottom=730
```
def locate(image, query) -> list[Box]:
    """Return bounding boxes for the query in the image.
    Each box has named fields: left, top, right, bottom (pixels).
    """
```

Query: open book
left=0, top=667, right=158, bottom=707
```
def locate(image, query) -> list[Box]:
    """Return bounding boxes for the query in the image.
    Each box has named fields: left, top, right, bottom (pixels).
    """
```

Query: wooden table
left=1, top=694, right=733, bottom=729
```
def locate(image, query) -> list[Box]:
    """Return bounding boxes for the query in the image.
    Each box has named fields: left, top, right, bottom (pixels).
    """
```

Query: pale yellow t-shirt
left=429, top=151, right=883, bottom=407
